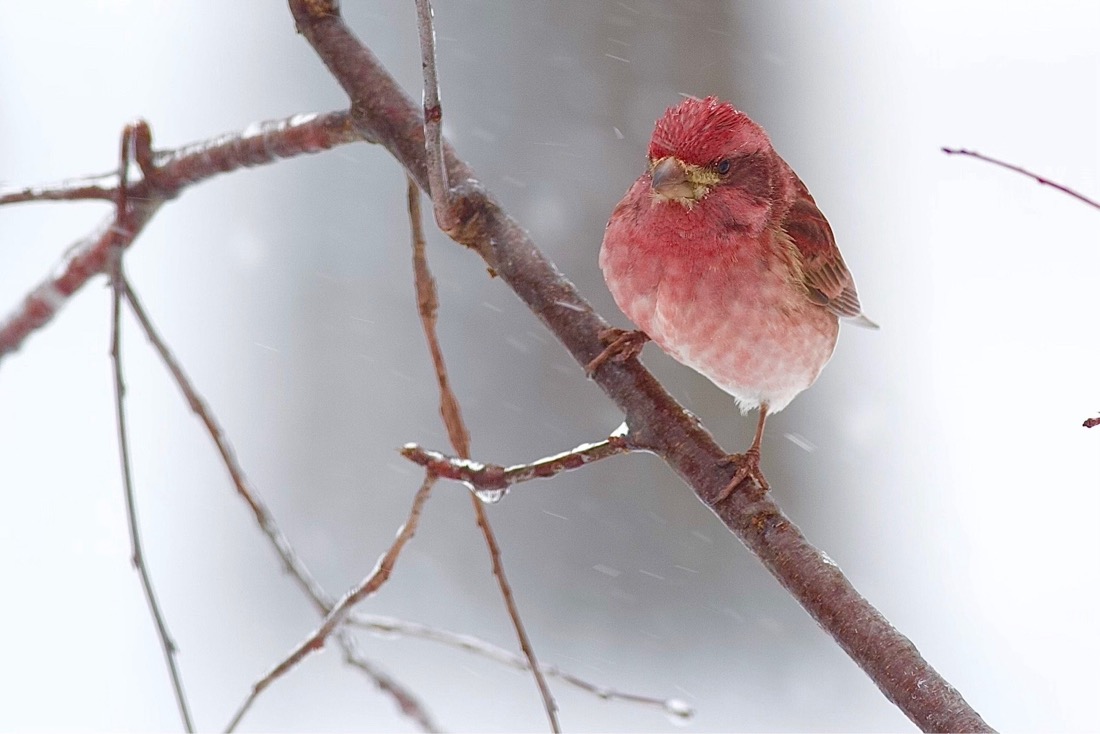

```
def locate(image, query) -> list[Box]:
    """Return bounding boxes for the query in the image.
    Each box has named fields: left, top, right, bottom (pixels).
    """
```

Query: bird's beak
left=650, top=157, right=693, bottom=199
left=650, top=156, right=714, bottom=205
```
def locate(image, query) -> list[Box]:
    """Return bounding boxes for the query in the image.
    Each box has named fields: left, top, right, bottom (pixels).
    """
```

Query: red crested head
left=648, top=96, right=771, bottom=166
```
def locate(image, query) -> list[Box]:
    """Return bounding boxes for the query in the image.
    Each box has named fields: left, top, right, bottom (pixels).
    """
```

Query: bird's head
left=646, top=96, right=777, bottom=211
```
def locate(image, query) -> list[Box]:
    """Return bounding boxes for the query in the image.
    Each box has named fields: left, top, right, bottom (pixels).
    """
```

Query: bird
left=592, top=96, right=876, bottom=501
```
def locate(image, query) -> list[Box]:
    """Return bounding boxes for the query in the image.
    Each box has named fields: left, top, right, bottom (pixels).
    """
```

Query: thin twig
left=942, top=147, right=1100, bottom=211
left=121, top=279, right=438, bottom=731
left=348, top=613, right=693, bottom=719
left=108, top=124, right=195, bottom=732
left=0, top=174, right=118, bottom=205
left=288, top=3, right=993, bottom=731
left=943, top=147, right=1098, bottom=431
left=408, top=176, right=470, bottom=457
left=123, top=280, right=322, bottom=591
left=337, top=631, right=442, bottom=733
left=471, top=499, right=561, bottom=731
left=407, top=178, right=560, bottom=732
left=401, top=434, right=635, bottom=499
left=412, top=0, right=454, bottom=234
left=225, top=474, right=436, bottom=733
left=0, top=110, right=360, bottom=362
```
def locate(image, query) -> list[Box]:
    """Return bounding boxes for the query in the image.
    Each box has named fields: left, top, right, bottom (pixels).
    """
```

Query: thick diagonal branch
left=287, top=3, right=993, bottom=731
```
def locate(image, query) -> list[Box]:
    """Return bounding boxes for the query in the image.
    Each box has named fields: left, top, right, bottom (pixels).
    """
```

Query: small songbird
left=594, top=96, right=875, bottom=500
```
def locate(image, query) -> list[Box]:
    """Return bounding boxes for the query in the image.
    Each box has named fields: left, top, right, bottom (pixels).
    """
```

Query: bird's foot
left=585, top=328, right=649, bottom=376
left=714, top=448, right=770, bottom=503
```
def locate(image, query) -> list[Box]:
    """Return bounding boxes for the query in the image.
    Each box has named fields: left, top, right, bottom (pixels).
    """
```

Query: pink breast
left=600, top=198, right=838, bottom=413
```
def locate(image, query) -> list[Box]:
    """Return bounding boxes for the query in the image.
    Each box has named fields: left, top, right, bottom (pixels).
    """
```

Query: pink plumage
left=598, top=96, right=875, bottom=494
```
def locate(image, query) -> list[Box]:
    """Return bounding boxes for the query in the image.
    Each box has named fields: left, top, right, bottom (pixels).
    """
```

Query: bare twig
left=122, top=279, right=329, bottom=605
left=408, top=176, right=470, bottom=458
left=401, top=433, right=635, bottom=501
left=348, top=613, right=693, bottom=719
left=0, top=174, right=118, bottom=206
left=122, top=279, right=438, bottom=731
left=944, top=147, right=1098, bottom=432
left=108, top=124, right=195, bottom=733
left=467, top=500, right=560, bottom=733
left=0, top=110, right=360, bottom=362
left=412, top=0, right=454, bottom=235
left=225, top=474, right=437, bottom=733
left=408, top=177, right=560, bottom=732
left=288, top=3, right=993, bottom=731
left=337, top=632, right=442, bottom=733
left=942, top=147, right=1100, bottom=212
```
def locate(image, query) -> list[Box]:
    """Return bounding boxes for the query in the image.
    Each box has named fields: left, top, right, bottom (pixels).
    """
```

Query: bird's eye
left=716, top=159, right=731, bottom=175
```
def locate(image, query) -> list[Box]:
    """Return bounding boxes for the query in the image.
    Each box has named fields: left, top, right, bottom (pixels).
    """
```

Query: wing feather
left=781, top=167, right=877, bottom=328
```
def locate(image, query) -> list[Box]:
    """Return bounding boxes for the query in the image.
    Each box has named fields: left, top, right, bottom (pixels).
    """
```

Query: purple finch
left=595, top=96, right=875, bottom=499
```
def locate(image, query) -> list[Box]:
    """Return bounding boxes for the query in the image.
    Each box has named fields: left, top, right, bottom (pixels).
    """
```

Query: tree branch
left=408, top=176, right=560, bottom=732
left=122, top=277, right=439, bottom=731
left=0, top=174, right=118, bottom=205
left=107, top=125, right=195, bottom=733
left=0, top=41, right=711, bottom=734
left=942, top=147, right=1100, bottom=211
left=225, top=474, right=436, bottom=733
left=347, top=612, right=693, bottom=720
left=335, top=629, right=442, bottom=733
left=0, top=111, right=361, bottom=362
left=401, top=432, right=635, bottom=503
left=288, top=2, right=992, bottom=731
left=412, top=0, right=455, bottom=235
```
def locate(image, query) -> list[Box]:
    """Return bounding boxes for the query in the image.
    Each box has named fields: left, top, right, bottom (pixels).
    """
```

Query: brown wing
left=782, top=168, right=878, bottom=328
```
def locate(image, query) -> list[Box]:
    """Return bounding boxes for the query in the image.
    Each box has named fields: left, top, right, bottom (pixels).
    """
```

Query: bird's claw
left=585, top=328, right=650, bottom=377
left=714, top=448, right=770, bottom=503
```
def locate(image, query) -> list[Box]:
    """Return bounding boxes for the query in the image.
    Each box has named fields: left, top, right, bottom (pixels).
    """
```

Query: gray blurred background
left=1, top=1, right=1097, bottom=731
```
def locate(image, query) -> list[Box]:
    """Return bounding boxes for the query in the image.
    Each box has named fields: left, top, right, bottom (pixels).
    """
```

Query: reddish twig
left=107, top=125, right=195, bottom=732
left=408, top=176, right=470, bottom=459
left=401, top=432, right=635, bottom=503
left=942, top=147, right=1100, bottom=212
left=337, top=634, right=441, bottom=733
left=943, top=147, right=1098, bottom=432
left=407, top=176, right=560, bottom=732
left=468, top=501, right=559, bottom=731
left=412, top=0, right=455, bottom=235
left=123, top=279, right=320, bottom=581
left=0, top=174, right=118, bottom=206
left=121, top=278, right=438, bottom=731
left=0, top=110, right=360, bottom=362
left=288, top=2, right=993, bottom=731
left=225, top=474, right=437, bottom=733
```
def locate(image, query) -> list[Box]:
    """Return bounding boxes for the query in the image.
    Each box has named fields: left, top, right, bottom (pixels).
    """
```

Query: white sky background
left=0, top=1, right=1097, bottom=731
